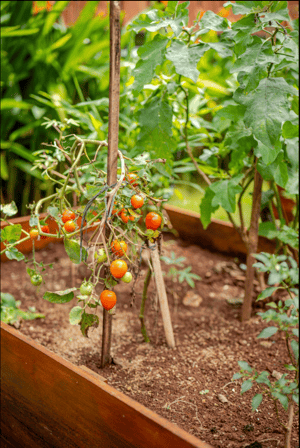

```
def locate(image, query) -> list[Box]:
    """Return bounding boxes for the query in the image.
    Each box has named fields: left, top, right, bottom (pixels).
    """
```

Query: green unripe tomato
left=94, top=248, right=107, bottom=264
left=121, top=272, right=133, bottom=283
left=31, top=274, right=43, bottom=286
left=80, top=282, right=93, bottom=296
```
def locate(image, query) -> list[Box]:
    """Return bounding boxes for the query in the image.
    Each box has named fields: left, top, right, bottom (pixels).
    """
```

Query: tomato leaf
left=64, top=238, right=87, bottom=264
left=43, top=288, right=76, bottom=303
left=80, top=312, right=99, bottom=337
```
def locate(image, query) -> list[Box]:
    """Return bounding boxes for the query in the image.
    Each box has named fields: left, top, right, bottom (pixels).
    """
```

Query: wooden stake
left=241, top=161, right=263, bottom=322
left=101, top=0, right=121, bottom=368
left=150, top=243, right=175, bottom=348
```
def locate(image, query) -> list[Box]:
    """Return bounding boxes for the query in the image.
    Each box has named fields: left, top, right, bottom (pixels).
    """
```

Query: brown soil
left=1, top=234, right=299, bottom=448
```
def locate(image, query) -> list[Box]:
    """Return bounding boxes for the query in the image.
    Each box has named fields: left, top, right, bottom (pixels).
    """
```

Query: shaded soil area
left=1, top=234, right=299, bottom=448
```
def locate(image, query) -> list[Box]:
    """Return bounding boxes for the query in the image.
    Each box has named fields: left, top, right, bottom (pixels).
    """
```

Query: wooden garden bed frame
left=1, top=206, right=277, bottom=447
left=1, top=322, right=211, bottom=448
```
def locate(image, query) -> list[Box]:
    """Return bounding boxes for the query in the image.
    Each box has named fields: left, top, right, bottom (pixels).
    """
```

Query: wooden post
left=241, top=161, right=263, bottom=322
left=101, top=0, right=121, bottom=368
left=151, top=243, right=176, bottom=348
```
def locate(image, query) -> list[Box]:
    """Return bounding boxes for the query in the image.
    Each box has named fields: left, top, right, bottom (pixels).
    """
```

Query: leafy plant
left=161, top=251, right=202, bottom=287
left=1, top=119, right=168, bottom=339
left=0, top=292, right=45, bottom=326
left=233, top=252, right=299, bottom=448
left=124, top=0, right=299, bottom=320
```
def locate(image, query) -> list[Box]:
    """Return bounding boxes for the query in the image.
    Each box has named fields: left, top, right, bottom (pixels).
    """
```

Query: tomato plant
left=0, top=121, right=166, bottom=338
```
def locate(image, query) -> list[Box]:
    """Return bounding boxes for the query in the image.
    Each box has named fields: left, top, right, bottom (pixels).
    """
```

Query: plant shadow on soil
left=1, top=233, right=299, bottom=448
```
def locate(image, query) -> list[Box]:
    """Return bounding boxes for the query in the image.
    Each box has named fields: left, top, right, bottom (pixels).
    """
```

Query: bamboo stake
left=150, top=243, right=175, bottom=348
left=101, top=0, right=121, bottom=368
left=241, top=160, right=263, bottom=322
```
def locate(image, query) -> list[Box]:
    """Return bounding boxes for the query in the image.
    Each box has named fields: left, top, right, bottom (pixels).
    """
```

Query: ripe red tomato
left=64, top=220, right=76, bottom=233
left=131, top=195, right=144, bottom=209
left=62, top=210, right=75, bottom=223
left=110, top=259, right=128, bottom=279
left=100, top=290, right=117, bottom=310
left=120, top=210, right=134, bottom=224
left=127, top=173, right=139, bottom=187
left=111, top=240, right=127, bottom=257
left=145, top=212, right=162, bottom=231
left=41, top=225, right=50, bottom=239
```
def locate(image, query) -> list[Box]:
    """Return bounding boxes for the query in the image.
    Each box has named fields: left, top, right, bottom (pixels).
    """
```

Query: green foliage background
left=1, top=0, right=299, bottom=247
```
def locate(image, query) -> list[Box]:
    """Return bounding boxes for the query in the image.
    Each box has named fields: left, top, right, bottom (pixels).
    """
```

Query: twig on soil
left=221, top=381, right=235, bottom=390
left=164, top=396, right=208, bottom=431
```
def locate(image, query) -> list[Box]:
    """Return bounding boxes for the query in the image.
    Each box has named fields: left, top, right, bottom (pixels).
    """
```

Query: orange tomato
left=111, top=240, right=128, bottom=257
left=127, top=173, right=139, bottom=187
left=131, top=195, right=144, bottom=209
left=100, top=290, right=117, bottom=310
left=62, top=210, right=76, bottom=223
left=110, top=259, right=128, bottom=279
left=64, top=220, right=76, bottom=233
left=120, top=210, right=135, bottom=224
left=41, top=225, right=50, bottom=239
left=145, top=212, right=162, bottom=231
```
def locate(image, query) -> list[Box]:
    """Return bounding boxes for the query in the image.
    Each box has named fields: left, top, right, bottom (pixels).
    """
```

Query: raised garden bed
left=1, top=208, right=298, bottom=448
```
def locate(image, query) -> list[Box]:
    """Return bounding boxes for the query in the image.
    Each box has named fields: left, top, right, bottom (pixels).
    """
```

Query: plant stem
left=140, top=266, right=151, bottom=343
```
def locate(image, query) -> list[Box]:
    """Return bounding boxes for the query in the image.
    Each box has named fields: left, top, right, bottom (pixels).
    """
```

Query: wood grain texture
left=164, top=204, right=276, bottom=260
left=1, top=322, right=212, bottom=448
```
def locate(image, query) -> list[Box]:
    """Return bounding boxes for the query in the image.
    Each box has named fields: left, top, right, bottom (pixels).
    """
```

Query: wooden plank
left=164, top=204, right=276, bottom=259
left=1, top=322, right=212, bottom=448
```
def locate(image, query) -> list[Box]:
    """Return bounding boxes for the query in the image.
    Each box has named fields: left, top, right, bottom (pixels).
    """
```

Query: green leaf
left=292, top=329, right=299, bottom=338
left=216, top=105, right=246, bottom=122
left=254, top=140, right=282, bottom=166
left=5, top=247, right=25, bottom=261
left=210, top=175, right=243, bottom=213
left=258, top=222, right=278, bottom=240
left=252, top=394, right=263, bottom=411
left=43, top=288, right=76, bottom=304
left=1, top=224, right=22, bottom=243
left=137, top=96, right=175, bottom=164
left=166, top=41, right=206, bottom=83
left=257, top=287, right=278, bottom=301
left=0, top=292, right=16, bottom=308
left=272, top=392, right=289, bottom=411
left=132, top=35, right=168, bottom=92
left=238, top=361, right=252, bottom=372
left=69, top=306, right=84, bottom=325
left=64, top=239, right=87, bottom=265
left=237, top=78, right=298, bottom=148
left=47, top=206, right=59, bottom=219
left=42, top=1, right=69, bottom=35
left=199, top=10, right=229, bottom=32
left=282, top=121, right=299, bottom=139
left=257, top=326, right=278, bottom=338
left=276, top=226, right=299, bottom=249
left=231, top=37, right=276, bottom=75
left=225, top=1, right=264, bottom=15
left=80, top=311, right=99, bottom=337
left=291, top=340, right=299, bottom=362
left=0, top=98, right=33, bottom=110
left=199, top=187, right=219, bottom=229
left=0, top=201, right=18, bottom=216
left=241, top=379, right=253, bottom=394
left=232, top=372, right=243, bottom=380
left=257, top=151, right=289, bottom=188
left=1, top=27, right=39, bottom=37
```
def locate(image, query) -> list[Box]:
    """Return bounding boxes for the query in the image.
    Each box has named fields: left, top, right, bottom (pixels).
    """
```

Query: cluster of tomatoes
left=28, top=172, right=163, bottom=313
